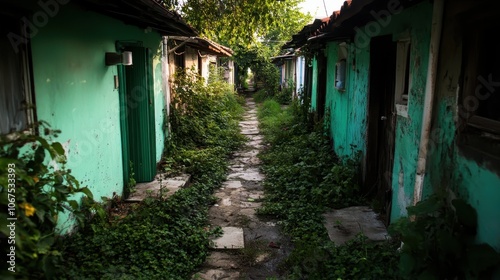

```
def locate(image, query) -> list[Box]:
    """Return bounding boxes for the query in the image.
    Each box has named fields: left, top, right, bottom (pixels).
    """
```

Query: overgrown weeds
left=256, top=98, right=399, bottom=279
left=56, top=68, right=244, bottom=279
left=389, top=193, right=500, bottom=279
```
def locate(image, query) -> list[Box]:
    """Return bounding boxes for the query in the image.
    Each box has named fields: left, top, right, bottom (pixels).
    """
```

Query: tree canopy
left=174, top=0, right=312, bottom=57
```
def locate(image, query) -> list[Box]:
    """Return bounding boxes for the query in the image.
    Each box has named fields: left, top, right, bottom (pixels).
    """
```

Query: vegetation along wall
left=30, top=3, right=166, bottom=231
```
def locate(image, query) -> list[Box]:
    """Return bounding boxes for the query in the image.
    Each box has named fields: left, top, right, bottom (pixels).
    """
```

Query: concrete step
left=125, top=173, right=191, bottom=202
left=323, top=206, right=389, bottom=245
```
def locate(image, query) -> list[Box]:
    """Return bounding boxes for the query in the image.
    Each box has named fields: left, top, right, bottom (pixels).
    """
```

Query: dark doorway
left=316, top=52, right=327, bottom=119
left=366, top=35, right=397, bottom=225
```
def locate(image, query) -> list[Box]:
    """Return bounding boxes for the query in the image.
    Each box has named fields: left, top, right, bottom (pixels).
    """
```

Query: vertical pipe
left=413, top=0, right=445, bottom=205
left=162, top=36, right=171, bottom=134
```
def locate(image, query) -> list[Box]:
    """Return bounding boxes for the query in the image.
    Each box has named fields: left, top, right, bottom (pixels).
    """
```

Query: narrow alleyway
left=193, top=97, right=292, bottom=279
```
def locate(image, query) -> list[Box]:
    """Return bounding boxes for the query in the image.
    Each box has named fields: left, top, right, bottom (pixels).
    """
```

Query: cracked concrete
left=192, top=97, right=292, bottom=280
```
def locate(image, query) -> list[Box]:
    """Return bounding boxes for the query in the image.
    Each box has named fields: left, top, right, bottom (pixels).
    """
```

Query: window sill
left=458, top=130, right=500, bottom=173
left=396, top=104, right=408, bottom=118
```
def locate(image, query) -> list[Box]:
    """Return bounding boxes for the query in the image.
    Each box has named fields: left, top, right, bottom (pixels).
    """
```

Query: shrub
left=0, top=123, right=94, bottom=279
left=389, top=194, right=500, bottom=279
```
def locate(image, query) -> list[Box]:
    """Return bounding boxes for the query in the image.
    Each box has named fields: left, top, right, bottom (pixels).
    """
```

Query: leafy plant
left=389, top=194, right=500, bottom=279
left=0, top=122, right=94, bottom=279
left=255, top=97, right=394, bottom=279
left=283, top=234, right=400, bottom=279
left=123, top=161, right=136, bottom=199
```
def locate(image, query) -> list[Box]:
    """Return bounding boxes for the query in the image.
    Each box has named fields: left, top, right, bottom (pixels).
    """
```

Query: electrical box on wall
left=335, top=59, right=346, bottom=90
left=336, top=42, right=349, bottom=91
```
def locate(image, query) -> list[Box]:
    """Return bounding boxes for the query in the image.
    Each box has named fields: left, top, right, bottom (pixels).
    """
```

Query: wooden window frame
left=1, top=14, right=37, bottom=136
left=394, top=36, right=411, bottom=118
left=458, top=11, right=500, bottom=163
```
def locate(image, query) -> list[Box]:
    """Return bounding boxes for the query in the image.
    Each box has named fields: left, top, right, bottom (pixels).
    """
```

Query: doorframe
left=116, top=41, right=157, bottom=194
left=366, top=35, right=397, bottom=225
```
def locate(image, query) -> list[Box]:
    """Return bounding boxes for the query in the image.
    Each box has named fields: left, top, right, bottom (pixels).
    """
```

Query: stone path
left=193, top=98, right=291, bottom=280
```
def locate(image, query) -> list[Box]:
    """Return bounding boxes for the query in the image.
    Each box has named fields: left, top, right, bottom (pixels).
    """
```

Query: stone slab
left=222, top=180, right=242, bottom=189
left=192, top=269, right=240, bottom=280
left=241, top=128, right=260, bottom=135
left=204, top=251, right=240, bottom=269
left=227, top=168, right=264, bottom=181
left=221, top=197, right=232, bottom=206
left=210, top=227, right=245, bottom=249
left=323, top=206, right=389, bottom=245
left=126, top=174, right=190, bottom=202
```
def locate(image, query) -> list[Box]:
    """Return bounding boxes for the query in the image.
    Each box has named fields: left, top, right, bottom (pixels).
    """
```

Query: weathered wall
left=295, top=56, right=306, bottom=92
left=325, top=42, right=370, bottom=159
left=428, top=0, right=500, bottom=251
left=30, top=3, right=166, bottom=231
left=310, top=57, right=318, bottom=111
left=184, top=46, right=199, bottom=71
left=386, top=2, right=433, bottom=220
left=323, top=2, right=433, bottom=219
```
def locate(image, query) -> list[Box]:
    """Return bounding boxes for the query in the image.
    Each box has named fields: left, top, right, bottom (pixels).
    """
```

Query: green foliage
left=167, top=68, right=245, bottom=153
left=236, top=45, right=280, bottom=96
left=284, top=235, right=400, bottom=279
left=58, top=181, right=223, bottom=279
left=256, top=99, right=364, bottom=241
left=179, top=0, right=312, bottom=51
left=56, top=67, right=244, bottom=279
left=256, top=98, right=397, bottom=279
left=0, top=123, right=94, bottom=279
left=389, top=194, right=500, bottom=279
left=275, top=79, right=294, bottom=105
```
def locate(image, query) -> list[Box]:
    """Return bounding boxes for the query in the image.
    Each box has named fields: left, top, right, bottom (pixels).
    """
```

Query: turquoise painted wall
left=426, top=0, right=500, bottom=251
left=30, top=4, right=166, bottom=231
left=322, top=2, right=433, bottom=219
left=387, top=3, right=433, bottom=220
left=325, top=42, right=369, bottom=158
left=310, top=57, right=318, bottom=111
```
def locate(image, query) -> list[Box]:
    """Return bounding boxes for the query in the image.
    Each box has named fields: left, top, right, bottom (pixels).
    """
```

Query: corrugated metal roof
left=169, top=36, right=233, bottom=57
left=285, top=0, right=426, bottom=47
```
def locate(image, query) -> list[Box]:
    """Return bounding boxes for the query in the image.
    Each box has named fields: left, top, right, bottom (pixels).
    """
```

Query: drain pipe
left=413, top=0, right=445, bottom=205
left=162, top=36, right=171, bottom=134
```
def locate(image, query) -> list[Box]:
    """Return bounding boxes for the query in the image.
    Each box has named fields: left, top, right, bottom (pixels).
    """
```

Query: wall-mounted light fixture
left=105, top=51, right=133, bottom=66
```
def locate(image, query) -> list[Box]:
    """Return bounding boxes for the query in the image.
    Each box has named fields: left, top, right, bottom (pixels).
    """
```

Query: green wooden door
left=119, top=45, right=156, bottom=183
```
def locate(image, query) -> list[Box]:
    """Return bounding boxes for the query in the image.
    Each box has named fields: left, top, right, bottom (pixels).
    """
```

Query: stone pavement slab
left=125, top=174, right=190, bottom=202
left=323, top=206, right=389, bottom=245
left=210, top=227, right=245, bottom=249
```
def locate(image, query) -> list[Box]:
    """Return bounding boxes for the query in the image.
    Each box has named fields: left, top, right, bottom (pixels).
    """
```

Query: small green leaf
left=466, top=244, right=500, bottom=274
left=51, top=142, right=65, bottom=156
left=399, top=253, right=416, bottom=275
left=452, top=199, right=477, bottom=228
left=79, top=187, right=94, bottom=200
left=407, top=195, right=442, bottom=216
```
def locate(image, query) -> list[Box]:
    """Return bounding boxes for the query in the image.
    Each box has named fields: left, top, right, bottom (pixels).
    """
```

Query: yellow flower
left=20, top=202, right=36, bottom=217
left=33, top=176, right=40, bottom=183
